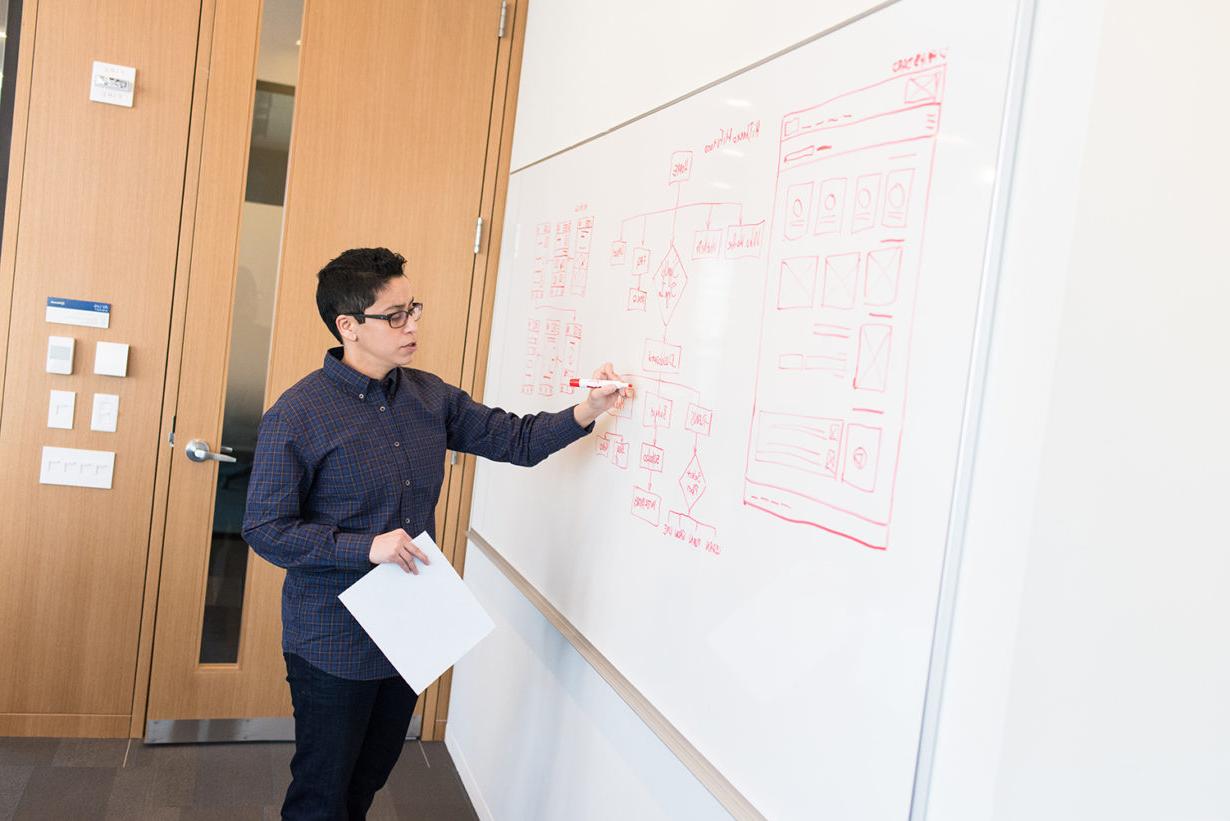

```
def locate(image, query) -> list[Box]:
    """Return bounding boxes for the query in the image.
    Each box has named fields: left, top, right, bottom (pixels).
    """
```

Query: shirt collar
left=380, top=366, right=400, bottom=402
left=323, top=347, right=400, bottom=401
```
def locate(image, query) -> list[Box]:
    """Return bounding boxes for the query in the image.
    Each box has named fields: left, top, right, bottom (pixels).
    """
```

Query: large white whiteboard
left=470, top=2, right=1026, bottom=817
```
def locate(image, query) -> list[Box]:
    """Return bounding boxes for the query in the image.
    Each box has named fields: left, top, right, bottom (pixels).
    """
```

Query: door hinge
left=473, top=216, right=484, bottom=254
left=168, top=414, right=176, bottom=447
left=498, top=0, right=508, bottom=37
left=449, top=450, right=459, bottom=466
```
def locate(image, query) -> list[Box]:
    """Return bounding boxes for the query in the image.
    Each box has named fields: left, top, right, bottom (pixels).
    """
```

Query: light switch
left=47, top=390, right=75, bottom=430
left=91, top=393, right=120, bottom=432
left=94, top=341, right=129, bottom=377
left=46, top=336, right=75, bottom=375
left=39, top=446, right=115, bottom=489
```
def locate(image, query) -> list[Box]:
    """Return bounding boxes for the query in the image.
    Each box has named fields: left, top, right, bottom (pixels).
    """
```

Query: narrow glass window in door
left=200, top=0, right=304, bottom=664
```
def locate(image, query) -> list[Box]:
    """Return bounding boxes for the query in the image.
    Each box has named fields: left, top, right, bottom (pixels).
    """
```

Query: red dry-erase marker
left=569, top=378, right=630, bottom=390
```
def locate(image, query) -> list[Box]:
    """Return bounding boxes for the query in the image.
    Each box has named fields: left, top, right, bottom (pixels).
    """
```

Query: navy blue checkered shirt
left=243, top=347, right=592, bottom=680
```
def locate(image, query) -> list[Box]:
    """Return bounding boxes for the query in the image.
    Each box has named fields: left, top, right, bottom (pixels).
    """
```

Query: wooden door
left=0, top=0, right=204, bottom=739
left=145, top=0, right=514, bottom=735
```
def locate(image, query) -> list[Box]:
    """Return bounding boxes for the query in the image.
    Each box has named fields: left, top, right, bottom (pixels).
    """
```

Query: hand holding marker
left=572, top=363, right=634, bottom=420
left=569, top=378, right=631, bottom=390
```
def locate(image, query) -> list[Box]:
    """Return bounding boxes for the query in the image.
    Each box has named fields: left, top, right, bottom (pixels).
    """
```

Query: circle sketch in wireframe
left=852, top=446, right=868, bottom=470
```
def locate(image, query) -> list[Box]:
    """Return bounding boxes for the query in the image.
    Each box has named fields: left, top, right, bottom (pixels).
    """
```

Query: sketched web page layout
left=745, top=66, right=946, bottom=549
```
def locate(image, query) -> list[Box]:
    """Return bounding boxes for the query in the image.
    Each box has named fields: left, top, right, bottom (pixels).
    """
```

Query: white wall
left=931, top=2, right=1230, bottom=819
left=454, top=1, right=1230, bottom=819
left=923, top=1, right=1106, bottom=815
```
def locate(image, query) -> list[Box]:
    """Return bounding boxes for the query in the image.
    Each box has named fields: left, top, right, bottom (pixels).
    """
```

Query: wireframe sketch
left=744, top=63, right=947, bottom=549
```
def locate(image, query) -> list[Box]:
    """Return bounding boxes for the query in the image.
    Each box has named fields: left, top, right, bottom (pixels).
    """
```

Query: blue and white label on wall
left=46, top=297, right=111, bottom=329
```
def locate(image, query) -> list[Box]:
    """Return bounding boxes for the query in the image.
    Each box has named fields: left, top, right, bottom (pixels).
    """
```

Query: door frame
left=0, top=0, right=33, bottom=396
left=127, top=0, right=250, bottom=739
left=430, top=0, right=530, bottom=741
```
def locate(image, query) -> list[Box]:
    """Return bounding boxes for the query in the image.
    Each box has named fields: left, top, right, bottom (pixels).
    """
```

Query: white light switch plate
left=94, top=341, right=129, bottom=377
left=47, top=390, right=75, bottom=429
left=91, top=393, right=120, bottom=432
left=39, top=446, right=115, bottom=489
left=46, top=336, right=75, bottom=375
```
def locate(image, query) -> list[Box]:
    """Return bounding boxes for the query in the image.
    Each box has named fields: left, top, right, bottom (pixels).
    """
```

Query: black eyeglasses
left=347, top=301, right=424, bottom=328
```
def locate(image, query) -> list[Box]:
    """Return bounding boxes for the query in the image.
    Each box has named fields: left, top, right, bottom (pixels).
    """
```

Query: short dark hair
left=316, top=247, right=407, bottom=343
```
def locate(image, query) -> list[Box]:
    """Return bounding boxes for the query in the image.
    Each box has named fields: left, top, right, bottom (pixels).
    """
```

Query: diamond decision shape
left=653, top=244, right=688, bottom=324
left=679, top=451, right=707, bottom=511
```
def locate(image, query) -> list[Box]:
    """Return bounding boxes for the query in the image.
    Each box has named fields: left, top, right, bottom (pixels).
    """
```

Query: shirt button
left=404, top=518, right=411, bottom=524
left=358, top=393, right=365, bottom=399
left=393, top=442, right=400, bottom=448
left=379, top=406, right=386, bottom=412
left=404, top=479, right=411, bottom=486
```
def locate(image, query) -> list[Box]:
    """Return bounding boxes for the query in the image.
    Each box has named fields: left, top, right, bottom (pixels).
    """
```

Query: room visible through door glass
left=200, top=0, right=303, bottom=664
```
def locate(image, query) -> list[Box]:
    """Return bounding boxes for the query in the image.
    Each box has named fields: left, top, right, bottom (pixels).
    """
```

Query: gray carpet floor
left=0, top=737, right=479, bottom=820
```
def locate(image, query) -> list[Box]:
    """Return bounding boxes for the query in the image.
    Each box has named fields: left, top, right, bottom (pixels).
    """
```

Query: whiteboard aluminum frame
left=478, top=1, right=1039, bottom=817
left=907, top=0, right=1039, bottom=818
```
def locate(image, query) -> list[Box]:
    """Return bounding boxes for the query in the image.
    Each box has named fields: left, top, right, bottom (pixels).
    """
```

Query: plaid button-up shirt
left=243, top=347, right=591, bottom=680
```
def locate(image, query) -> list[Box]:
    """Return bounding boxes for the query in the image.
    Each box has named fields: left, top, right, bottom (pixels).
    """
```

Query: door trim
left=128, top=0, right=229, bottom=737
left=144, top=714, right=424, bottom=744
left=0, top=0, right=35, bottom=393
left=426, top=0, right=530, bottom=741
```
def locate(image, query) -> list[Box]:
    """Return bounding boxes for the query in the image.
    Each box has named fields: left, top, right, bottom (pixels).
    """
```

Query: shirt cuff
left=567, top=406, right=595, bottom=435
left=541, top=407, right=591, bottom=455
left=336, top=532, right=376, bottom=570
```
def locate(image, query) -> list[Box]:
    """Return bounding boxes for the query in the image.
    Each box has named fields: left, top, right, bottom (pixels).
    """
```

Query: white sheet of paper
left=338, top=531, right=494, bottom=694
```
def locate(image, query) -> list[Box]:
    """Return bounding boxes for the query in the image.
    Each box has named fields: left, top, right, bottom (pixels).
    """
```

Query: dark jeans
left=282, top=652, right=418, bottom=820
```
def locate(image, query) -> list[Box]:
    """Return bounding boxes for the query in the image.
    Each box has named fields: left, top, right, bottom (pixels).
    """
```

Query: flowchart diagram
left=515, top=143, right=777, bottom=557
left=511, top=57, right=950, bottom=553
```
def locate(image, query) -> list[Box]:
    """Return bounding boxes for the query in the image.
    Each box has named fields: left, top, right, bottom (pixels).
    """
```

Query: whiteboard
left=471, top=1, right=1026, bottom=817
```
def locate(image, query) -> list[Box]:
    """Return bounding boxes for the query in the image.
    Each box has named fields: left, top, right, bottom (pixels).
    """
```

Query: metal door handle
left=185, top=439, right=237, bottom=463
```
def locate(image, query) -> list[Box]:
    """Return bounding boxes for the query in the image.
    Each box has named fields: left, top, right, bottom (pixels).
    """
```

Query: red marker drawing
left=569, top=378, right=630, bottom=390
